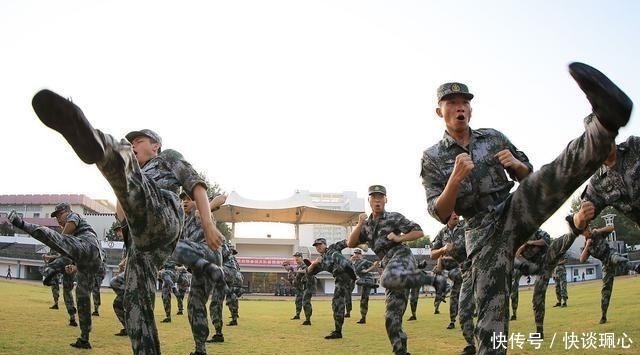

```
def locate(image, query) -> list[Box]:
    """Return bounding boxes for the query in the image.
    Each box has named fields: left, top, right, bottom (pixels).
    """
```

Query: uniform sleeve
left=431, top=229, right=444, bottom=250
left=332, top=239, right=348, bottom=251
left=581, top=181, right=607, bottom=218
left=497, top=130, right=533, bottom=181
left=420, top=151, right=447, bottom=223
left=163, top=149, right=209, bottom=198
left=358, top=224, right=369, bottom=244
left=65, top=212, right=81, bottom=226
left=396, top=213, right=422, bottom=234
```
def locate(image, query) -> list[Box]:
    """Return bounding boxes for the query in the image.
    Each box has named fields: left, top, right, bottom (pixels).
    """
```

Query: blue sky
left=1, top=1, right=638, bottom=239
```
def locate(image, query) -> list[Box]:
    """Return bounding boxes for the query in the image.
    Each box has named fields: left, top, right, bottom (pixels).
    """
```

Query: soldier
left=352, top=248, right=377, bottom=324
left=347, top=185, right=448, bottom=355
left=420, top=62, right=632, bottom=355
left=62, top=261, right=79, bottom=327
left=510, top=229, right=551, bottom=322
left=430, top=211, right=470, bottom=353
left=407, top=286, right=421, bottom=321
left=159, top=260, right=180, bottom=323
left=92, top=254, right=107, bottom=316
left=8, top=202, right=103, bottom=349
left=174, top=192, right=226, bottom=355
left=307, top=238, right=357, bottom=340
left=580, top=224, right=640, bottom=324
left=175, top=265, right=191, bottom=315
left=290, top=252, right=314, bottom=325
left=110, top=222, right=128, bottom=336
left=223, top=243, right=243, bottom=326
left=30, top=90, right=223, bottom=355
left=552, top=258, right=568, bottom=307
left=41, top=252, right=62, bottom=310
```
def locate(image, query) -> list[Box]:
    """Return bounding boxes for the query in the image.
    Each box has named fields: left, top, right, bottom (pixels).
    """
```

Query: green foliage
left=0, top=222, right=15, bottom=236
left=568, top=194, right=640, bottom=246
left=104, top=221, right=121, bottom=241
left=406, top=235, right=431, bottom=248
left=198, top=170, right=232, bottom=239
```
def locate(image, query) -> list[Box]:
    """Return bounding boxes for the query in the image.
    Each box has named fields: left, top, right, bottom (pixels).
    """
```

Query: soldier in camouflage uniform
left=223, top=243, right=243, bottom=326
left=420, top=62, right=633, bottom=355
left=42, top=247, right=78, bottom=324
left=41, top=252, right=63, bottom=310
left=92, top=254, right=107, bottom=316
left=552, top=258, right=568, bottom=307
left=110, top=222, right=128, bottom=336
left=289, top=252, right=314, bottom=324
left=510, top=229, right=551, bottom=322
left=348, top=185, right=448, bottom=355
left=176, top=265, right=191, bottom=315
left=159, top=259, right=180, bottom=323
left=307, top=238, right=357, bottom=340
left=352, top=248, right=377, bottom=324
left=31, top=90, right=223, bottom=355
left=407, top=286, right=421, bottom=321
left=9, top=202, right=103, bottom=349
left=173, top=192, right=226, bottom=354
left=579, top=224, right=640, bottom=324
left=430, top=211, right=471, bottom=353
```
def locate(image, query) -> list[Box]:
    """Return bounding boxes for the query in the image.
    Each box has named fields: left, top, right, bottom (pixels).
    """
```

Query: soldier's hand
left=387, top=232, right=402, bottom=242
left=358, top=213, right=367, bottom=225
left=573, top=201, right=596, bottom=230
left=444, top=243, right=454, bottom=253
left=450, top=153, right=474, bottom=184
left=495, top=149, right=523, bottom=170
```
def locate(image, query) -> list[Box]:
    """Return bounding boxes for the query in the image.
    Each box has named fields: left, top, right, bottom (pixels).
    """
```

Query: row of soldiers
left=10, top=60, right=640, bottom=355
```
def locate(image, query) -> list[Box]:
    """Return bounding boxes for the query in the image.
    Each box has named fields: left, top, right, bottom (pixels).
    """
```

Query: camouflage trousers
left=176, top=272, right=190, bottom=312
left=226, top=287, right=239, bottom=321
left=359, top=285, right=373, bottom=319
left=332, top=277, right=351, bottom=333
left=458, top=262, right=475, bottom=349
left=510, top=269, right=522, bottom=318
left=408, top=287, right=419, bottom=317
left=160, top=269, right=178, bottom=318
left=469, top=115, right=616, bottom=355
left=96, top=132, right=183, bottom=355
left=110, top=272, right=127, bottom=329
left=92, top=264, right=106, bottom=312
left=62, top=272, right=77, bottom=317
left=51, top=281, right=60, bottom=305
left=345, top=279, right=355, bottom=315
left=294, top=283, right=305, bottom=316
left=600, top=253, right=636, bottom=318
left=381, top=245, right=436, bottom=355
left=173, top=239, right=222, bottom=353
left=210, top=285, right=226, bottom=335
left=554, top=273, right=568, bottom=303
left=446, top=267, right=463, bottom=323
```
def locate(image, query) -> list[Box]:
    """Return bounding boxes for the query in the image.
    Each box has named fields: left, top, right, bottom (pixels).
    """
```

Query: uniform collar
left=441, top=128, right=485, bottom=149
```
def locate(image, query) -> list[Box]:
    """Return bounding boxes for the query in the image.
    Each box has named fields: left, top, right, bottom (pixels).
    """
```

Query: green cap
left=437, top=82, right=474, bottom=102
left=368, top=185, right=386, bottom=196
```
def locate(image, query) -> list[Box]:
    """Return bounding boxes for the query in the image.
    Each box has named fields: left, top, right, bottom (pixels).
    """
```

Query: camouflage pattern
left=173, top=206, right=224, bottom=354
left=584, top=230, right=637, bottom=318
left=353, top=258, right=375, bottom=319
left=421, top=114, right=618, bottom=355
left=110, top=271, right=127, bottom=330
left=92, top=258, right=107, bottom=313
left=62, top=270, right=77, bottom=318
left=16, top=211, right=102, bottom=343
left=94, top=132, right=206, bottom=355
left=345, top=278, right=355, bottom=316
left=437, top=82, right=474, bottom=102
left=176, top=268, right=191, bottom=312
left=221, top=242, right=243, bottom=323
left=159, top=266, right=178, bottom=319
left=553, top=264, right=568, bottom=303
left=431, top=220, right=467, bottom=323
left=582, top=136, right=640, bottom=224
left=293, top=261, right=313, bottom=320
left=458, top=260, right=475, bottom=349
left=50, top=277, right=61, bottom=305
left=313, top=240, right=356, bottom=334
left=408, top=286, right=420, bottom=318
left=511, top=229, right=551, bottom=317
left=357, top=212, right=438, bottom=355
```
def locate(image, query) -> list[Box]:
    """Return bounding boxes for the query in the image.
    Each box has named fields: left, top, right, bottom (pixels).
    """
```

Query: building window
left=33, top=213, right=40, bottom=218
left=586, top=268, right=594, bottom=275
left=573, top=269, right=579, bottom=276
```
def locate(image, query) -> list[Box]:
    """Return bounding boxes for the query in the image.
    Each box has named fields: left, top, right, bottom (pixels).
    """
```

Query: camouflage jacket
left=316, top=239, right=355, bottom=281
left=586, top=231, right=613, bottom=261
left=582, top=136, right=640, bottom=224
left=357, top=211, right=423, bottom=259
left=66, top=212, right=102, bottom=257
left=519, top=229, right=551, bottom=264
left=141, top=149, right=207, bottom=197
left=294, top=262, right=311, bottom=287
left=421, top=128, right=532, bottom=256
left=353, top=258, right=375, bottom=286
left=431, top=220, right=467, bottom=264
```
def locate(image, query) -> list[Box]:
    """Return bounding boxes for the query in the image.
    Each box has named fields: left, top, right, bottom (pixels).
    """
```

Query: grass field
left=0, top=277, right=638, bottom=355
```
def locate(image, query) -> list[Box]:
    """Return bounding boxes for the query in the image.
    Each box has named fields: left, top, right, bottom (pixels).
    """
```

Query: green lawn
left=0, top=277, right=638, bottom=355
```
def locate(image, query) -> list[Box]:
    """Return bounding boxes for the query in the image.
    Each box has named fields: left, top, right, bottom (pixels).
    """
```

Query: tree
left=198, top=171, right=233, bottom=239
left=104, top=221, right=121, bottom=241
left=0, top=222, right=15, bottom=236
left=568, top=195, right=640, bottom=246
left=406, top=235, right=431, bottom=248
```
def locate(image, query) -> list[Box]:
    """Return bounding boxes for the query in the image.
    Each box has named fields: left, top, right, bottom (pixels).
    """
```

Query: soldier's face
left=182, top=197, right=196, bottom=213
left=315, top=243, right=327, bottom=253
left=55, top=210, right=69, bottom=227
left=294, top=256, right=302, bottom=263
left=131, top=136, right=160, bottom=166
left=368, top=193, right=386, bottom=214
left=436, top=95, right=472, bottom=133
left=448, top=212, right=458, bottom=227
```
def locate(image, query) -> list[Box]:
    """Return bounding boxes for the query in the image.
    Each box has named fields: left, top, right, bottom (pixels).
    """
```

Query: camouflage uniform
left=62, top=266, right=78, bottom=323
left=421, top=112, right=620, bottom=354
left=110, top=271, right=127, bottom=332
left=293, top=261, right=314, bottom=322
left=159, top=260, right=180, bottom=321
left=345, top=277, right=355, bottom=317
left=553, top=264, right=568, bottom=305
left=431, top=220, right=467, bottom=330
left=583, top=229, right=637, bottom=321
left=408, top=286, right=420, bottom=319
left=356, top=212, right=440, bottom=355
left=10, top=211, right=103, bottom=346
left=50, top=275, right=61, bottom=307
left=510, top=229, right=551, bottom=320
left=172, top=208, right=224, bottom=353
left=312, top=239, right=356, bottom=337
left=92, top=256, right=107, bottom=314
left=353, top=257, right=375, bottom=321
left=176, top=268, right=191, bottom=313
left=222, top=242, right=243, bottom=325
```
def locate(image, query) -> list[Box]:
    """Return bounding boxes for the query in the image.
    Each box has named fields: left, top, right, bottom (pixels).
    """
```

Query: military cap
left=437, top=82, right=474, bottom=102
left=50, top=202, right=71, bottom=217
left=312, top=238, right=327, bottom=246
left=368, top=185, right=387, bottom=196
left=352, top=248, right=363, bottom=254
left=293, top=252, right=303, bottom=257
left=125, top=129, right=163, bottom=151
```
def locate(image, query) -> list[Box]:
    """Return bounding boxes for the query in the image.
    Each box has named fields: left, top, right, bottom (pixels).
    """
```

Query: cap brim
left=125, top=131, right=150, bottom=143
left=50, top=211, right=60, bottom=218
left=439, top=93, right=474, bottom=102
left=312, top=242, right=323, bottom=246
left=368, top=192, right=386, bottom=196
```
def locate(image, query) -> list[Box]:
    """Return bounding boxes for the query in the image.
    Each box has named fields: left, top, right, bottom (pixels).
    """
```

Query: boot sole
left=32, top=89, right=104, bottom=164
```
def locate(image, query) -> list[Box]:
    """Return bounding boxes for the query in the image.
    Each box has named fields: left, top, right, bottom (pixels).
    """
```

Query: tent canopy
left=213, top=191, right=364, bottom=226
